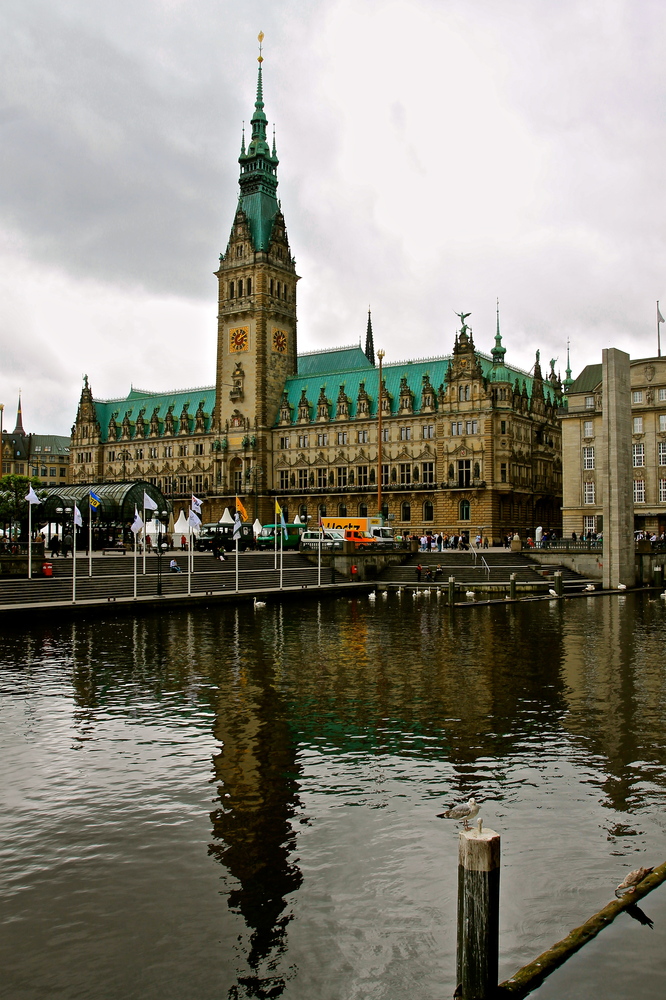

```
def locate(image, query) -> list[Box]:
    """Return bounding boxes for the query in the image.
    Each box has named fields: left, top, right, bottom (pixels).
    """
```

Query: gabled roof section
left=278, top=348, right=558, bottom=425
left=568, top=365, right=603, bottom=394
left=92, top=386, right=216, bottom=443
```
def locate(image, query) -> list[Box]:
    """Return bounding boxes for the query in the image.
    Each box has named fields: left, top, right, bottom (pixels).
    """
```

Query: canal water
left=1, top=593, right=666, bottom=1000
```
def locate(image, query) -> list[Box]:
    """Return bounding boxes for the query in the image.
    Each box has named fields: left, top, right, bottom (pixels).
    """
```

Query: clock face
left=229, top=327, right=249, bottom=352
left=272, top=329, right=288, bottom=353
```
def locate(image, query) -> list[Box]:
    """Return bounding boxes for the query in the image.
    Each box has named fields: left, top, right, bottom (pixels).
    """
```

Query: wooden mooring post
left=448, top=576, right=456, bottom=605
left=509, top=573, right=516, bottom=601
left=456, top=825, right=501, bottom=999
left=553, top=571, right=563, bottom=597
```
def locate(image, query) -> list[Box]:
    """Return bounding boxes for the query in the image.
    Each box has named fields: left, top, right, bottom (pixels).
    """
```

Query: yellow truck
left=320, top=517, right=394, bottom=548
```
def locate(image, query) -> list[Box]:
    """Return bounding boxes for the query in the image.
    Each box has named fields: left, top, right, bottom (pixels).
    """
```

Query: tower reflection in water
left=208, top=608, right=303, bottom=999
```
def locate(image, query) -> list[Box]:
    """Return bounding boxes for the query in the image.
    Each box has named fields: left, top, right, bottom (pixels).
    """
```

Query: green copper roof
left=92, top=386, right=216, bottom=443
left=237, top=62, right=280, bottom=251
left=297, top=347, right=374, bottom=378
left=568, top=365, right=602, bottom=394
left=277, top=349, right=556, bottom=424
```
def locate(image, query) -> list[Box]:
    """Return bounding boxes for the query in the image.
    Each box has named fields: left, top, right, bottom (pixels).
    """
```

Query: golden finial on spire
left=258, top=31, right=264, bottom=63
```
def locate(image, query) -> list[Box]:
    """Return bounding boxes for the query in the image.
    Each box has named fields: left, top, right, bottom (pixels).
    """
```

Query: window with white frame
left=399, top=463, right=411, bottom=485
left=632, top=390, right=643, bottom=404
left=660, top=479, right=666, bottom=502
left=357, top=465, right=368, bottom=487
left=337, top=466, right=347, bottom=488
left=399, top=426, right=411, bottom=441
left=422, top=424, right=434, bottom=439
left=584, top=515, right=596, bottom=533
left=279, top=470, right=289, bottom=490
left=632, top=443, right=645, bottom=467
left=337, top=431, right=348, bottom=446
left=422, top=462, right=435, bottom=484
left=659, top=442, right=666, bottom=466
left=659, top=388, right=666, bottom=401
left=298, top=434, right=309, bottom=448
left=381, top=427, right=389, bottom=442
left=451, top=421, right=463, bottom=435
left=659, top=414, right=666, bottom=432
left=295, top=468, right=306, bottom=489
left=466, top=419, right=478, bottom=434
left=583, top=446, right=595, bottom=469
left=633, top=417, right=643, bottom=434
left=584, top=481, right=596, bottom=504
left=633, top=479, right=645, bottom=503
left=585, top=396, right=595, bottom=409
left=357, top=429, right=368, bottom=444
left=317, top=432, right=328, bottom=447
left=583, top=420, right=594, bottom=437
left=280, top=436, right=290, bottom=449
left=316, top=467, right=327, bottom=488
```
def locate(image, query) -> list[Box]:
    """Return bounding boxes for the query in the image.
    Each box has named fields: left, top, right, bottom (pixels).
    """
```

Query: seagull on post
left=615, top=866, right=654, bottom=896
left=438, top=797, right=480, bottom=830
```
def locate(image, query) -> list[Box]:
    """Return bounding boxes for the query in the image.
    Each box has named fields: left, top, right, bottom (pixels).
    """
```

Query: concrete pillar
left=601, top=349, right=635, bottom=589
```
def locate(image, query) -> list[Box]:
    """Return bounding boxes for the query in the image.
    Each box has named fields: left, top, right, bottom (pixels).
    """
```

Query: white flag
left=25, top=486, right=41, bottom=505
left=191, top=494, right=202, bottom=514
left=131, top=508, right=144, bottom=535
left=143, top=491, right=158, bottom=511
left=233, top=511, right=242, bottom=541
left=73, top=504, right=83, bottom=528
left=187, top=509, right=201, bottom=530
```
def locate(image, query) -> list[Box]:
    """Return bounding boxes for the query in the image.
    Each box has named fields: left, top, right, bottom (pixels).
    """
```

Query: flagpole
left=88, top=493, right=93, bottom=577
left=318, top=521, right=321, bottom=588
left=235, top=535, right=239, bottom=592
left=133, top=523, right=138, bottom=599
left=27, top=501, right=32, bottom=579
left=142, top=501, right=146, bottom=575
left=274, top=515, right=277, bottom=570
left=280, top=527, right=283, bottom=590
left=187, top=511, right=192, bottom=596
left=658, top=300, right=663, bottom=358
left=72, top=514, right=77, bottom=604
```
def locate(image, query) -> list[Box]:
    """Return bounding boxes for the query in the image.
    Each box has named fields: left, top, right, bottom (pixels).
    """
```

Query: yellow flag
left=275, top=499, right=282, bottom=517
left=235, top=496, right=248, bottom=521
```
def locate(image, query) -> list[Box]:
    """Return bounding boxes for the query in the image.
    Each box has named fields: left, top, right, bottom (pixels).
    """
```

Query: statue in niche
left=150, top=407, right=160, bottom=435
left=195, top=401, right=206, bottom=431
left=164, top=406, right=175, bottom=435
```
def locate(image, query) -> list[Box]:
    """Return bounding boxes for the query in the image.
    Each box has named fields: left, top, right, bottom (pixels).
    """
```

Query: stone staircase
left=0, top=552, right=344, bottom=608
left=376, top=550, right=596, bottom=592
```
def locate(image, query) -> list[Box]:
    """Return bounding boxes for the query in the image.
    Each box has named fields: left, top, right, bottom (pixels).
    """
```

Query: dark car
left=196, top=523, right=255, bottom=552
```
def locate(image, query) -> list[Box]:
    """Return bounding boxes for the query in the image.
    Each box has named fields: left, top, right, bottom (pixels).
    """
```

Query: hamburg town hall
left=71, top=44, right=564, bottom=542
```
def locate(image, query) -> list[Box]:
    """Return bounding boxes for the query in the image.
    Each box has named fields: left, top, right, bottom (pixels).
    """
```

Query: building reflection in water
left=208, top=608, right=303, bottom=999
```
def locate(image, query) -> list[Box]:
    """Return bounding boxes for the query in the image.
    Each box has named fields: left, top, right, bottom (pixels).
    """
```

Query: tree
left=0, top=474, right=44, bottom=540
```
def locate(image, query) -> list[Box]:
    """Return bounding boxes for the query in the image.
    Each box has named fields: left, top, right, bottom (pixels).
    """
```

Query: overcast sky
left=2, top=0, right=665, bottom=436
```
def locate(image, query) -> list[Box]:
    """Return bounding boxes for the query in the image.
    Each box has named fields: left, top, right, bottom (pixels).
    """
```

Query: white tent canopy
left=253, top=518, right=262, bottom=537
left=220, top=508, right=234, bottom=524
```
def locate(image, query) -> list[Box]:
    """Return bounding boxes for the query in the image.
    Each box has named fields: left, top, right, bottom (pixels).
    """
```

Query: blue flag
left=89, top=490, right=102, bottom=509
left=280, top=507, right=288, bottom=540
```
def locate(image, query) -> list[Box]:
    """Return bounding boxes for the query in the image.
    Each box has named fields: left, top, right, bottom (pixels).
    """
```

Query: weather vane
left=258, top=31, right=264, bottom=64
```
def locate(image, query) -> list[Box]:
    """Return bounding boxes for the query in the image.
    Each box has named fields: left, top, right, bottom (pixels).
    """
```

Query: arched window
left=319, top=504, right=327, bottom=517
left=277, top=281, right=281, bottom=298
left=359, top=503, right=368, bottom=518
left=238, top=279, right=243, bottom=297
left=402, top=502, right=411, bottom=522
left=459, top=499, right=470, bottom=521
left=299, top=504, right=308, bottom=521
left=229, top=281, right=235, bottom=299
left=459, top=385, right=470, bottom=401
left=338, top=504, right=347, bottom=517
left=247, top=277, right=252, bottom=295
left=423, top=501, right=434, bottom=521
left=381, top=503, right=389, bottom=519
left=270, top=278, right=274, bottom=295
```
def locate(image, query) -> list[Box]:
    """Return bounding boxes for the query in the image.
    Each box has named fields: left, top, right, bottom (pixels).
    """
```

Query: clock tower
left=215, top=36, right=298, bottom=506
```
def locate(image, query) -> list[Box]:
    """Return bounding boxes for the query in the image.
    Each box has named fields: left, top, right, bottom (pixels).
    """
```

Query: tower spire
left=365, top=307, right=376, bottom=366
left=491, top=298, right=506, bottom=365
left=13, top=392, right=25, bottom=435
left=563, top=339, right=574, bottom=393
left=236, top=31, right=281, bottom=251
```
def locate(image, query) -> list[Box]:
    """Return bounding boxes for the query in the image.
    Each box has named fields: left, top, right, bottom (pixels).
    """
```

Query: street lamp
left=155, top=509, right=169, bottom=595
left=377, top=349, right=385, bottom=518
